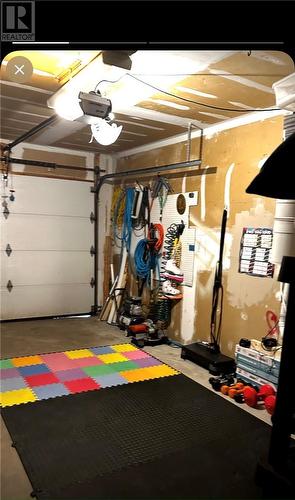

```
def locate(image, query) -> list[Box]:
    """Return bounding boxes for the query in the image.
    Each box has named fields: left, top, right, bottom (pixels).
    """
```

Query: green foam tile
left=0, top=359, right=14, bottom=369
left=83, top=364, right=116, bottom=377
left=110, top=361, right=138, bottom=372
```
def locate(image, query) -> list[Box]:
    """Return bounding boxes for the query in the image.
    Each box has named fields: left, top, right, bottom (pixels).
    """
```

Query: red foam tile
left=64, top=378, right=100, bottom=394
left=41, top=353, right=74, bottom=371
left=71, top=357, right=103, bottom=368
left=26, top=372, right=59, bottom=387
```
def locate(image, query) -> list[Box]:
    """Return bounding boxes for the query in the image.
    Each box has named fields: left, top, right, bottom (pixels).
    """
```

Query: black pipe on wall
left=1, top=156, right=97, bottom=173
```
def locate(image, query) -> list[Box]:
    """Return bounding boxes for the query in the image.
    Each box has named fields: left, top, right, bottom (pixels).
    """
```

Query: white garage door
left=0, top=175, right=94, bottom=320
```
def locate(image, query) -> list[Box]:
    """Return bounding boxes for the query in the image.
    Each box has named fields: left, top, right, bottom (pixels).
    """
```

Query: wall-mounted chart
left=239, top=227, right=274, bottom=278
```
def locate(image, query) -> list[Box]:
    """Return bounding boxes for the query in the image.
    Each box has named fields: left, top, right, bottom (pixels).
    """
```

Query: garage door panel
left=9, top=176, right=93, bottom=217
left=0, top=284, right=93, bottom=320
left=1, top=252, right=93, bottom=286
left=1, top=215, right=93, bottom=251
left=1, top=175, right=95, bottom=319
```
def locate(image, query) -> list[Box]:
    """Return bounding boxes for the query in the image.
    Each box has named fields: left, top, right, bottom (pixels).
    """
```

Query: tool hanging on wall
left=104, top=178, right=186, bottom=341
left=106, top=187, right=135, bottom=324
left=132, top=185, right=150, bottom=233
left=131, top=186, right=144, bottom=221
left=9, top=174, right=15, bottom=202
left=1, top=172, right=10, bottom=219
left=150, top=176, right=173, bottom=222
left=147, top=221, right=185, bottom=330
left=134, top=222, right=164, bottom=296
left=159, top=221, right=185, bottom=299
left=111, top=187, right=125, bottom=245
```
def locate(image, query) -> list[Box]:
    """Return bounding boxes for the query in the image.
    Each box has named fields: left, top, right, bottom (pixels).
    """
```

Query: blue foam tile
left=92, top=373, right=129, bottom=388
left=1, top=376, right=28, bottom=392
left=32, top=383, right=70, bottom=400
left=18, top=364, right=51, bottom=377
left=90, top=346, right=115, bottom=355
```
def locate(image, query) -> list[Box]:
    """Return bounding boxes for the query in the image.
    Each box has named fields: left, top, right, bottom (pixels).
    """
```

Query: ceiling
left=0, top=50, right=294, bottom=155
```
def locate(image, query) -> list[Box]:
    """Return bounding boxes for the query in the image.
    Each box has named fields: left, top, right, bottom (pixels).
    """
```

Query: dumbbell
left=220, top=382, right=244, bottom=396
left=209, top=375, right=235, bottom=391
left=233, top=384, right=259, bottom=404
left=264, top=395, right=276, bottom=415
left=228, top=387, right=244, bottom=399
left=243, top=384, right=276, bottom=409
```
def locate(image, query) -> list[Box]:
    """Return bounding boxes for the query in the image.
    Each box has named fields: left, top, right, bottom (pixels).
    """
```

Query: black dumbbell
left=209, top=375, right=234, bottom=391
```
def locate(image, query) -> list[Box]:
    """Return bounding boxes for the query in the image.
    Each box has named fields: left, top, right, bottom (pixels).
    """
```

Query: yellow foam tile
left=65, top=349, right=94, bottom=359
left=1, top=388, right=37, bottom=407
left=12, top=355, right=43, bottom=367
left=120, top=365, right=178, bottom=383
left=97, top=353, right=129, bottom=364
left=112, top=344, right=138, bottom=353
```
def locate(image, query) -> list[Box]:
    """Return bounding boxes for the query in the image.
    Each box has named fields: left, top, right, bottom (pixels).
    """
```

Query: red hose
left=148, top=223, right=164, bottom=252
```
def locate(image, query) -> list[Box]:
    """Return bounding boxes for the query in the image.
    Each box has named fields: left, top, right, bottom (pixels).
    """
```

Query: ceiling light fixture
left=46, top=52, right=134, bottom=146
left=52, top=89, right=123, bottom=145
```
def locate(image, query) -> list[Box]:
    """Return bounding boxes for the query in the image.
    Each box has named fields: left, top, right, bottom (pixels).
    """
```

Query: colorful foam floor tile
left=0, top=344, right=179, bottom=407
left=112, top=344, right=138, bottom=353
left=97, top=353, right=129, bottom=364
left=1, top=388, right=37, bottom=407
left=12, top=355, right=43, bottom=367
left=64, top=349, right=94, bottom=360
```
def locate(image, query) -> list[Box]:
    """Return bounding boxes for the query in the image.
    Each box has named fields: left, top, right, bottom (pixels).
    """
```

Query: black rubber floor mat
left=1, top=374, right=271, bottom=499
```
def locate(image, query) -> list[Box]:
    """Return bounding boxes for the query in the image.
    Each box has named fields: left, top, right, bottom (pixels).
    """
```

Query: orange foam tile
left=120, top=364, right=179, bottom=383
left=12, top=355, right=43, bottom=367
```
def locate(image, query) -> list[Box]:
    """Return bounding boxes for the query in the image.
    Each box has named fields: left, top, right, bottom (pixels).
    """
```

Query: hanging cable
left=111, top=187, right=125, bottom=246
left=112, top=187, right=134, bottom=252
left=94, top=74, right=126, bottom=94
left=123, top=187, right=134, bottom=252
left=94, top=72, right=280, bottom=115
left=126, top=74, right=280, bottom=113
left=134, top=223, right=164, bottom=280
left=134, top=238, right=151, bottom=279
left=150, top=177, right=172, bottom=222
left=148, top=223, right=164, bottom=252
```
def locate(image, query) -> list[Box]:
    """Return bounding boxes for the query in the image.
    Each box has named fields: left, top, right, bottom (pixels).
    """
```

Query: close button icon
left=14, top=64, right=25, bottom=75
left=5, top=56, right=33, bottom=83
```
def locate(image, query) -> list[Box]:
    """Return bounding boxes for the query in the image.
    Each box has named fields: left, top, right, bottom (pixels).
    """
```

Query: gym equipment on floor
left=181, top=208, right=236, bottom=375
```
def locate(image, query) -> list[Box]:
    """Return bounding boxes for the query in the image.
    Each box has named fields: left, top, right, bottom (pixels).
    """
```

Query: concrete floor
left=1, top=317, right=272, bottom=500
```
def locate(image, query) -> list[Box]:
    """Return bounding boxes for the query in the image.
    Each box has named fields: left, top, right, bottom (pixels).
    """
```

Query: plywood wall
left=117, top=116, right=284, bottom=357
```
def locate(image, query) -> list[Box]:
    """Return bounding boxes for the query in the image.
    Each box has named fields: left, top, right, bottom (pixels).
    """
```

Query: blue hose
left=123, top=187, right=134, bottom=252
left=134, top=239, right=151, bottom=279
